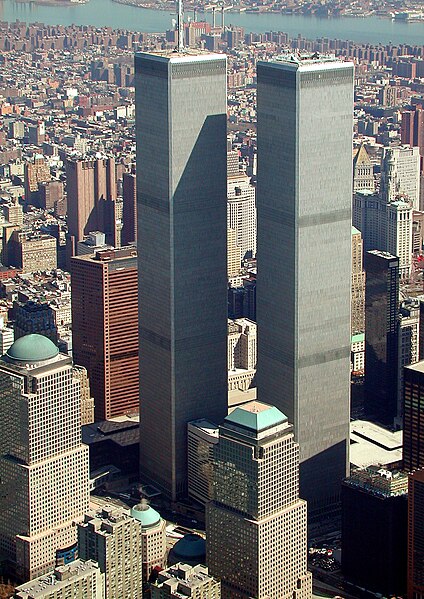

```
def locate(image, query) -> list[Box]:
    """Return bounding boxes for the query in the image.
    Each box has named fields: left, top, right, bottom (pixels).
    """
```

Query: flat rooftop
left=261, top=52, right=353, bottom=71
left=405, top=360, right=424, bottom=375
left=136, top=50, right=225, bottom=64
left=350, top=420, right=403, bottom=470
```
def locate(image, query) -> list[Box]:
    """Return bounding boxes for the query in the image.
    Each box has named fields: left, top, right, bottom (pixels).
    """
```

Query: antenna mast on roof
left=176, top=0, right=184, bottom=52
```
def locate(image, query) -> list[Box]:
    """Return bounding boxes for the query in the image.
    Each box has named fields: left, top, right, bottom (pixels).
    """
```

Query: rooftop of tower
left=225, top=400, right=288, bottom=433
left=136, top=50, right=225, bottom=64
left=261, top=52, right=353, bottom=72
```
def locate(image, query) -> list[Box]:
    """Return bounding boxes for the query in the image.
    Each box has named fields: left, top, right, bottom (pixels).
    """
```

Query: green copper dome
left=6, top=334, right=59, bottom=363
left=131, top=503, right=161, bottom=528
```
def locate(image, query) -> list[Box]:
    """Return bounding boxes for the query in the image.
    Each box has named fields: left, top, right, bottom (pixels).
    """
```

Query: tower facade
left=207, top=401, right=312, bottom=599
left=66, top=157, right=117, bottom=245
left=403, top=362, right=424, bottom=472
left=408, top=469, right=424, bottom=599
left=71, top=246, right=139, bottom=421
left=381, top=145, right=420, bottom=210
left=256, top=55, right=354, bottom=514
left=122, top=170, right=137, bottom=246
left=136, top=51, right=228, bottom=499
left=351, top=227, right=365, bottom=336
left=0, top=334, right=89, bottom=581
left=353, top=144, right=375, bottom=193
left=227, top=173, right=256, bottom=259
left=364, top=250, right=399, bottom=425
left=78, top=504, right=167, bottom=599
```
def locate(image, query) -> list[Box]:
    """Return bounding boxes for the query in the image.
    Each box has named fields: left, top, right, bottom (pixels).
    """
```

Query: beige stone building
left=207, top=401, right=312, bottom=599
left=228, top=318, right=256, bottom=391
left=151, top=564, right=220, bottom=599
left=10, top=231, right=57, bottom=272
left=14, top=560, right=104, bottom=599
left=73, top=365, right=95, bottom=425
left=0, top=334, right=90, bottom=581
left=351, top=227, right=365, bottom=336
left=78, top=503, right=167, bottom=598
left=227, top=228, right=242, bottom=278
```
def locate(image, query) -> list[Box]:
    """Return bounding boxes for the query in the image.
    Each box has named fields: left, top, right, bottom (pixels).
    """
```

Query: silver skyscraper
left=256, top=54, right=354, bottom=515
left=136, top=51, right=228, bottom=500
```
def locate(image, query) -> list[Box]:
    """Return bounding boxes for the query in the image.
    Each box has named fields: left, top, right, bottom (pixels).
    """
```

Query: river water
left=1, top=0, right=424, bottom=45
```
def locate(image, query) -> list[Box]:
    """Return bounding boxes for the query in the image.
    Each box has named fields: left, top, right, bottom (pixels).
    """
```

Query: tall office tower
left=401, top=104, right=424, bottom=164
left=122, top=170, right=137, bottom=245
left=353, top=144, right=375, bottom=193
left=397, top=299, right=420, bottom=425
left=78, top=504, right=167, bottom=598
left=364, top=250, right=399, bottom=425
left=256, top=54, right=354, bottom=514
left=353, top=190, right=383, bottom=252
left=207, top=401, right=312, bottom=599
left=342, top=466, right=408, bottom=596
left=227, top=173, right=256, bottom=259
left=71, top=246, right=138, bottom=421
left=408, top=469, right=424, bottom=599
left=151, top=564, right=221, bottom=599
left=187, top=419, right=219, bottom=505
left=66, top=157, right=117, bottom=245
left=386, top=199, right=413, bottom=281
left=0, top=334, right=89, bottom=581
left=136, top=51, right=228, bottom=499
left=403, top=361, right=424, bottom=472
left=353, top=192, right=413, bottom=280
left=381, top=146, right=421, bottom=210
left=227, top=228, right=242, bottom=278
left=351, top=227, right=365, bottom=335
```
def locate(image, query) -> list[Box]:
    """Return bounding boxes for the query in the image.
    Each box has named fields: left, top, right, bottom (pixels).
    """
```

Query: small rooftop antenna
left=176, top=0, right=184, bottom=52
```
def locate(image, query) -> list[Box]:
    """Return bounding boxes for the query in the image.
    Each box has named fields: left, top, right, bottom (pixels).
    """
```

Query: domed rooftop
left=6, top=334, right=59, bottom=364
left=130, top=502, right=161, bottom=528
left=171, top=534, right=206, bottom=561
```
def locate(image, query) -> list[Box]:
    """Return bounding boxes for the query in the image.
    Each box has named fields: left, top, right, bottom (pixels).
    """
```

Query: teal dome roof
left=6, top=334, right=59, bottom=363
left=172, top=535, right=205, bottom=560
left=131, top=503, right=161, bottom=528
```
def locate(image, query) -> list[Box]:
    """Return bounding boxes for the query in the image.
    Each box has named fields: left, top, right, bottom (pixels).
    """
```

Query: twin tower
left=136, top=50, right=354, bottom=517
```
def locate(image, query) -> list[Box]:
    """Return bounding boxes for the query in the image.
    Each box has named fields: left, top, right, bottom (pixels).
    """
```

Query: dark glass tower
left=364, top=250, right=399, bottom=425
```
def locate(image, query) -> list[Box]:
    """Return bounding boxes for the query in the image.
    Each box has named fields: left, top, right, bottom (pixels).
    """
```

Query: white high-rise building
left=386, top=199, right=413, bottom=280
left=353, top=193, right=413, bottom=280
left=0, top=334, right=90, bottom=581
left=227, top=173, right=256, bottom=259
left=381, top=145, right=421, bottom=210
left=207, top=401, right=312, bottom=599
